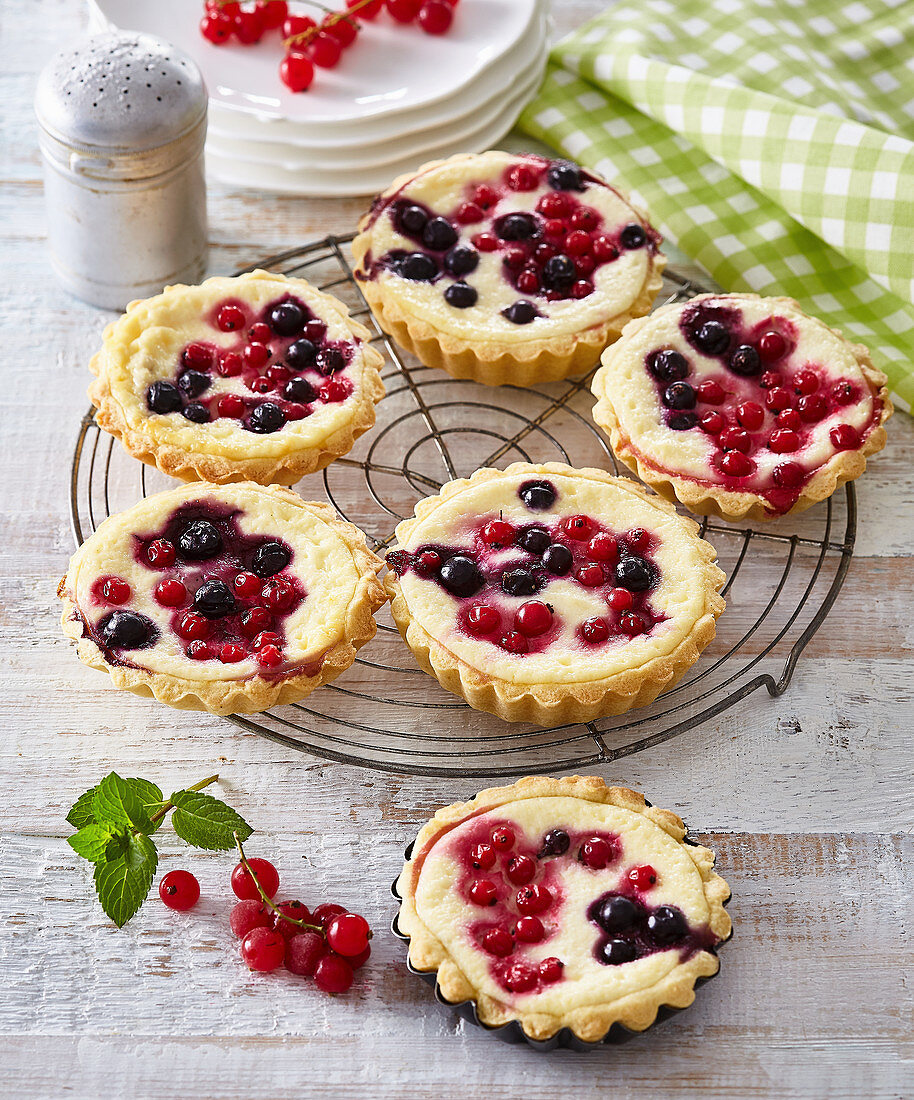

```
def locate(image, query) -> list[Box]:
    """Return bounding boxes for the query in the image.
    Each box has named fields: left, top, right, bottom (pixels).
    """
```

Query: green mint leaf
left=68, top=823, right=114, bottom=863
left=125, top=778, right=165, bottom=832
left=66, top=786, right=99, bottom=829
left=91, top=772, right=153, bottom=834
left=170, top=789, right=253, bottom=850
left=105, top=831, right=129, bottom=862
left=93, top=832, right=158, bottom=928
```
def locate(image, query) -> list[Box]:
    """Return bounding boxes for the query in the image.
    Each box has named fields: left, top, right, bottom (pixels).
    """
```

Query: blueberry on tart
left=395, top=775, right=732, bottom=1044
left=591, top=293, right=892, bottom=521
left=352, top=151, right=665, bottom=386
left=58, top=482, right=387, bottom=714
left=384, top=463, right=724, bottom=725
left=89, top=270, right=385, bottom=486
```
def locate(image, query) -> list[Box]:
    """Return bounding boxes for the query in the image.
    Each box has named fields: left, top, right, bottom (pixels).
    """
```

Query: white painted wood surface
left=1, top=2, right=912, bottom=1097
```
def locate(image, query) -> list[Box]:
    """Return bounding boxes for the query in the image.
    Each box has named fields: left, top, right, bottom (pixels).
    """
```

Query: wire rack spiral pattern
left=70, top=234, right=856, bottom=777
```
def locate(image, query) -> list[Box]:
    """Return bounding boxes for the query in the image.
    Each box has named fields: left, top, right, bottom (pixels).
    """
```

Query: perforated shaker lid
left=35, top=32, right=207, bottom=153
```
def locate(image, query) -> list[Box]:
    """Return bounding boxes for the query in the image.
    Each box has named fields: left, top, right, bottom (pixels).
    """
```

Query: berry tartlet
left=352, top=151, right=665, bottom=386
left=384, top=463, right=724, bottom=725
left=58, top=482, right=387, bottom=714
left=89, top=270, right=385, bottom=486
left=394, top=776, right=731, bottom=1045
left=591, top=293, right=892, bottom=521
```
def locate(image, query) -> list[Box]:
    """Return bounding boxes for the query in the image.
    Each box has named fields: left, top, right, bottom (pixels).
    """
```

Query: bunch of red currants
left=158, top=855, right=373, bottom=994
left=198, top=0, right=460, bottom=93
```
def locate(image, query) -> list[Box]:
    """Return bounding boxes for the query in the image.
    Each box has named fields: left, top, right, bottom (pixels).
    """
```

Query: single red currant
left=217, top=393, right=246, bottom=419
left=769, top=429, right=800, bottom=454
left=777, top=408, right=801, bottom=430
left=491, top=827, right=515, bottom=849
left=563, top=514, right=596, bottom=540
left=472, top=183, right=500, bottom=208
left=481, top=927, right=514, bottom=957
left=736, top=401, right=765, bottom=430
left=766, top=387, right=793, bottom=413
left=539, top=957, right=564, bottom=983
left=506, top=163, right=540, bottom=191
left=200, top=13, right=233, bottom=44
left=515, top=915, right=544, bottom=943
left=386, top=0, right=421, bottom=21
left=579, top=836, right=617, bottom=870
left=231, top=857, right=280, bottom=901
left=230, top=899, right=272, bottom=938
left=324, top=14, right=359, bottom=45
left=700, top=410, right=725, bottom=435
left=285, top=931, right=326, bottom=976
left=260, top=575, right=297, bottom=611
left=619, top=612, right=645, bottom=636
left=154, top=579, right=186, bottom=608
left=279, top=52, right=315, bottom=92
left=312, top=902, right=347, bottom=929
left=758, top=330, right=787, bottom=361
left=696, top=378, right=726, bottom=405
left=472, top=232, right=499, bottom=252
left=220, top=643, right=247, bottom=664
left=500, top=631, right=529, bottom=654
left=515, top=883, right=552, bottom=915
left=314, top=953, right=354, bottom=993
left=307, top=31, right=343, bottom=68
left=719, top=427, right=752, bottom=453
left=575, top=562, right=605, bottom=588
left=100, top=577, right=131, bottom=604
left=256, top=644, right=283, bottom=668
left=176, top=611, right=210, bottom=641
left=592, top=235, right=619, bottom=261
left=186, top=640, right=212, bottom=661
left=580, top=617, right=609, bottom=644
left=793, top=370, right=820, bottom=395
left=505, top=854, right=536, bottom=885
left=588, top=533, right=618, bottom=561
left=830, top=424, right=859, bottom=449
left=417, top=1, right=453, bottom=33
left=537, top=191, right=571, bottom=217
left=257, top=0, right=288, bottom=29
left=271, top=900, right=313, bottom=939
left=265, top=364, right=291, bottom=385
left=515, top=600, right=552, bottom=636
left=240, top=606, right=272, bottom=637
left=455, top=201, right=484, bottom=224
left=503, top=961, right=537, bottom=993
left=463, top=603, right=500, bottom=636
left=773, top=461, right=804, bottom=488
left=217, top=304, right=245, bottom=332
left=240, top=927, right=286, bottom=972
left=565, top=229, right=592, bottom=256
left=283, top=13, right=316, bottom=38
left=243, top=342, right=271, bottom=369
left=608, top=587, right=634, bottom=611
left=480, top=519, right=514, bottom=546
left=183, top=342, right=214, bottom=370
left=326, top=913, right=371, bottom=958
left=628, top=864, right=658, bottom=890
left=798, top=394, right=827, bottom=422
left=158, top=870, right=200, bottom=911
left=147, top=538, right=176, bottom=567
left=469, top=879, right=498, bottom=906
left=252, top=631, right=283, bottom=652
left=234, top=9, right=266, bottom=44
left=571, top=279, right=594, bottom=298
left=217, top=351, right=243, bottom=377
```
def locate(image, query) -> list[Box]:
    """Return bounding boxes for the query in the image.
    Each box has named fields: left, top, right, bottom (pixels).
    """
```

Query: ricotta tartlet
left=90, top=269, right=385, bottom=486
left=592, top=293, right=892, bottom=520
left=352, top=151, right=665, bottom=386
left=395, top=775, right=732, bottom=1045
left=385, top=463, right=724, bottom=725
left=58, top=482, right=387, bottom=714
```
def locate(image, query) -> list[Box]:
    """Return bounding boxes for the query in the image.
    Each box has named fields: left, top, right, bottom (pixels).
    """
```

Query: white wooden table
left=2, top=3, right=912, bottom=1097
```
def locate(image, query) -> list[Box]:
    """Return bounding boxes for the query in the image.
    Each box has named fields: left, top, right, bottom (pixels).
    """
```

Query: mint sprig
left=66, top=772, right=253, bottom=928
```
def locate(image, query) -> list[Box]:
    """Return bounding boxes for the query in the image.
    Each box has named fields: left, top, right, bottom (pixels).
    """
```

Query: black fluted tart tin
left=390, top=827, right=732, bottom=1053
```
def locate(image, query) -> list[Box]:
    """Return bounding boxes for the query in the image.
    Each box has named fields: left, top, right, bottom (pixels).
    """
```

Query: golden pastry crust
left=58, top=483, right=388, bottom=715
left=592, top=294, right=893, bottom=522
left=89, top=270, right=386, bottom=487
left=352, top=152, right=666, bottom=387
left=396, top=775, right=732, bottom=1042
left=384, top=463, right=725, bottom=725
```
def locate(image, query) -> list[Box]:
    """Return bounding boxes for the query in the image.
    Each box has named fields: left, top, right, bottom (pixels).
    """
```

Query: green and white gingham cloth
left=519, top=0, right=914, bottom=411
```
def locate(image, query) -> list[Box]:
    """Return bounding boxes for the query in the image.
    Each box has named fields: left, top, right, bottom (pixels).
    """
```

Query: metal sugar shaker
left=35, top=32, right=208, bottom=310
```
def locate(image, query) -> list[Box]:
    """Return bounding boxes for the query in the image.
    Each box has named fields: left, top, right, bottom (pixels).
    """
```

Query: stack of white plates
left=88, top=0, right=548, bottom=195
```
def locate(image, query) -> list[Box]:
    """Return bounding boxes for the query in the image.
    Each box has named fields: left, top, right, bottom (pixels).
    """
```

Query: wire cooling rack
left=70, top=233, right=856, bottom=777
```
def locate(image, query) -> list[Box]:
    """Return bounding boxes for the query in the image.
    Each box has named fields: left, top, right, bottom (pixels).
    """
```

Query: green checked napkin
left=519, top=0, right=914, bottom=411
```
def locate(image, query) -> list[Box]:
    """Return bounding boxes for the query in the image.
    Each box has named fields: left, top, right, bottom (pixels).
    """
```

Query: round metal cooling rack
left=70, top=233, right=856, bottom=777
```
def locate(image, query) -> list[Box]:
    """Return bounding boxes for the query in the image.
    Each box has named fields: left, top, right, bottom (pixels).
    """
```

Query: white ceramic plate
left=89, top=0, right=540, bottom=124
left=206, top=41, right=546, bottom=168
left=205, top=8, right=548, bottom=149
left=204, top=66, right=541, bottom=194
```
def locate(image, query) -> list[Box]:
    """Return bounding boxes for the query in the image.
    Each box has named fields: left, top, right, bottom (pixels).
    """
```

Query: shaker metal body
left=35, top=33, right=208, bottom=310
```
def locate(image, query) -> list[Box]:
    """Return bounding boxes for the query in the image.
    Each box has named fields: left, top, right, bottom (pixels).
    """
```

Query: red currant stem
left=233, top=832, right=325, bottom=935
left=147, top=773, right=220, bottom=827
left=283, top=0, right=373, bottom=50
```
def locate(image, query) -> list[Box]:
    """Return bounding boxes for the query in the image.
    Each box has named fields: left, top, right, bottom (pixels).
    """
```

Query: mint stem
left=148, top=774, right=220, bottom=827
left=233, top=832, right=324, bottom=935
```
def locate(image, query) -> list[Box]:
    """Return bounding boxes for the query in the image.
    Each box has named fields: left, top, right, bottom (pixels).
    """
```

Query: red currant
left=830, top=423, right=859, bottom=449
left=256, top=644, right=283, bottom=668
left=217, top=393, right=246, bottom=419
left=386, top=0, right=421, bottom=21
left=537, top=191, right=571, bottom=217
left=230, top=899, right=272, bottom=938
left=146, top=538, right=176, bottom=567
left=230, top=571, right=258, bottom=599
left=506, top=164, right=539, bottom=191
left=154, top=579, right=186, bottom=608
left=183, top=342, right=214, bottom=370
left=766, top=386, right=793, bottom=412
left=266, top=364, right=291, bottom=385
left=769, top=429, right=800, bottom=454
left=314, top=953, right=354, bottom=993
left=514, top=600, right=552, bottom=636
left=307, top=31, right=342, bottom=68
left=417, top=0, right=453, bottom=33
left=500, top=631, right=528, bottom=654
left=579, top=836, right=617, bottom=870
left=575, top=257, right=597, bottom=278
left=504, top=961, right=537, bottom=993
left=216, top=304, right=245, bottom=332
left=252, top=631, right=283, bottom=651
left=312, top=902, right=347, bottom=929
left=482, top=928, right=514, bottom=957
left=231, top=857, right=280, bottom=901
left=234, top=9, right=266, bottom=44
left=217, top=351, right=243, bottom=377
left=249, top=321, right=272, bottom=343
left=271, top=899, right=313, bottom=939
left=619, top=612, right=645, bottom=636
left=700, top=411, right=724, bottom=435
left=719, top=427, right=751, bottom=453
left=472, top=232, right=499, bottom=252
left=186, top=640, right=213, bottom=661
left=220, top=643, right=247, bottom=663
left=736, top=401, right=765, bottom=430
left=463, top=603, right=500, bottom=636
left=539, top=957, right=564, bottom=983
left=455, top=201, right=484, bottom=224
left=469, top=879, right=497, bottom=906
left=575, top=562, right=605, bottom=588
left=200, top=13, right=233, bottom=44
left=798, top=394, right=827, bottom=422
left=760, top=370, right=781, bottom=389
left=565, top=229, right=592, bottom=256
left=326, top=912, right=371, bottom=957
left=100, top=577, right=131, bottom=604
left=257, top=0, right=288, bottom=29
left=320, top=379, right=351, bottom=403
left=240, top=927, right=285, bottom=972
left=470, top=843, right=496, bottom=871
left=324, top=14, right=358, bottom=45
left=158, top=869, right=200, bottom=911
left=543, top=218, right=566, bottom=241
left=348, top=0, right=382, bottom=16
left=243, top=342, right=271, bottom=369
left=758, top=330, right=787, bottom=361
left=588, top=533, right=618, bottom=561
left=283, top=13, right=316, bottom=37
left=176, top=611, right=210, bottom=641
left=696, top=378, right=726, bottom=405
left=286, top=931, right=326, bottom=976
left=280, top=53, right=315, bottom=93
left=414, top=550, right=442, bottom=576
left=491, top=827, right=515, bottom=849
left=240, top=606, right=272, bottom=637
left=773, top=461, right=804, bottom=488
left=505, top=854, right=536, bottom=885
left=608, top=587, right=633, bottom=611
left=793, top=370, right=820, bottom=395
left=563, top=514, right=596, bottom=540
left=777, top=408, right=801, bottom=430
left=592, top=235, right=618, bottom=261
left=346, top=942, right=371, bottom=969
left=580, top=617, right=609, bottom=644
left=628, top=864, right=658, bottom=890
left=571, top=207, right=599, bottom=230
left=516, top=269, right=540, bottom=294
left=261, top=575, right=297, bottom=611
left=515, top=915, right=544, bottom=943
left=515, top=883, right=552, bottom=915
left=480, top=519, right=514, bottom=546
left=572, top=279, right=594, bottom=298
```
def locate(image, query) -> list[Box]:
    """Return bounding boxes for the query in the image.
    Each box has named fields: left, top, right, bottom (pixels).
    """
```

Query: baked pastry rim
left=58, top=484, right=388, bottom=716
left=351, top=152, right=667, bottom=387
left=591, top=292, right=893, bottom=522
left=384, top=462, right=725, bottom=725
left=394, top=774, right=732, bottom=1043
left=89, top=270, right=386, bottom=487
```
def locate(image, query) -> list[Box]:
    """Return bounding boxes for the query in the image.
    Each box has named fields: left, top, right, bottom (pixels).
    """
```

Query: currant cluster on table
left=159, top=857, right=372, bottom=994
left=199, top=0, right=460, bottom=94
